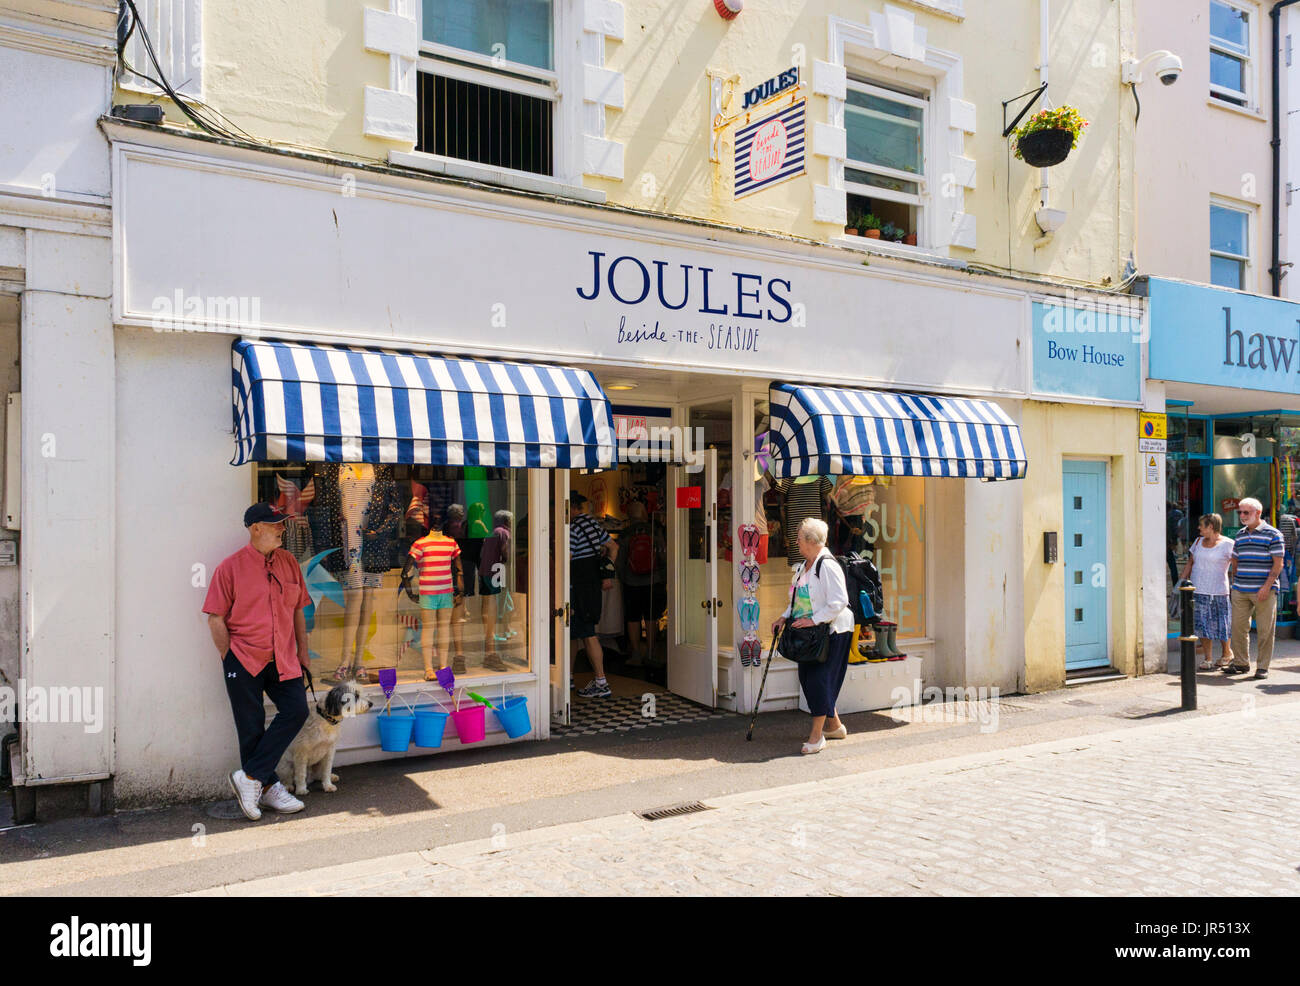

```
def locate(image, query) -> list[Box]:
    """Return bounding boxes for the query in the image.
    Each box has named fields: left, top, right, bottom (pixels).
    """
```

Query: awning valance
left=231, top=339, right=616, bottom=468
left=768, top=383, right=1027, bottom=480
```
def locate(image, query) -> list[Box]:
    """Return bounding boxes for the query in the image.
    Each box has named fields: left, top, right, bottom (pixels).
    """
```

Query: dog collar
left=317, top=702, right=341, bottom=725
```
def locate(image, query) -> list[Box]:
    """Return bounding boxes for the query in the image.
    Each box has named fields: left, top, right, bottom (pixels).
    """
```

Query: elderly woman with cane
left=771, top=517, right=855, bottom=755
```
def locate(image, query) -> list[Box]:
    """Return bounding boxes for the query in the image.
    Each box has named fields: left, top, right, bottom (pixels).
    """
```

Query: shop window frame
left=244, top=461, right=542, bottom=699
left=1209, top=0, right=1255, bottom=111
left=1210, top=198, right=1252, bottom=291
left=843, top=76, right=930, bottom=248
left=410, top=0, right=584, bottom=188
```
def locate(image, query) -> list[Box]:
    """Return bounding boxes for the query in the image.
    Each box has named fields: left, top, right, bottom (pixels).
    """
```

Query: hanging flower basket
left=1016, top=129, right=1074, bottom=167
left=1012, top=105, right=1088, bottom=166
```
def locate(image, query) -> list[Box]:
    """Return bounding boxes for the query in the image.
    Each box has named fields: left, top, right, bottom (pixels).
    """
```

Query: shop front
left=1145, top=277, right=1300, bottom=645
left=104, top=123, right=1103, bottom=802
left=1019, top=296, right=1147, bottom=690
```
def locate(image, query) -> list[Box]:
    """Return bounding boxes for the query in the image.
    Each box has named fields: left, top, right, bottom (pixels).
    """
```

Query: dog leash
left=302, top=664, right=340, bottom=725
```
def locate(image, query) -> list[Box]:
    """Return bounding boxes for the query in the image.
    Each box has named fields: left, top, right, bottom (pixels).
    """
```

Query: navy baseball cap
left=244, top=502, right=287, bottom=527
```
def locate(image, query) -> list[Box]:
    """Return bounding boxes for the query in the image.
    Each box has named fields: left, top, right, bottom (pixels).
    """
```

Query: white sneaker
left=228, top=769, right=263, bottom=820
left=259, top=780, right=305, bottom=814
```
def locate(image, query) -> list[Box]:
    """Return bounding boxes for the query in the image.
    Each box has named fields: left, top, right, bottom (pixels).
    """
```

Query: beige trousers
left=1229, top=588, right=1276, bottom=672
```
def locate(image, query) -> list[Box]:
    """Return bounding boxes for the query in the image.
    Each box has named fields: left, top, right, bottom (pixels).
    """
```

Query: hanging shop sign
left=1147, top=276, right=1300, bottom=394
left=735, top=100, right=806, bottom=199
left=1031, top=299, right=1143, bottom=404
left=742, top=67, right=799, bottom=110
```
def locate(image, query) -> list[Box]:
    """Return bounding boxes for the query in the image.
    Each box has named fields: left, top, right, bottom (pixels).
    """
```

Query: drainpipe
left=1039, top=0, right=1051, bottom=210
left=1271, top=0, right=1300, bottom=296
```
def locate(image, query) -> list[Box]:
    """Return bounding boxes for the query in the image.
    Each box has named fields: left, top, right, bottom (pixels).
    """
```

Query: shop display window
left=253, top=463, right=530, bottom=685
left=751, top=403, right=927, bottom=647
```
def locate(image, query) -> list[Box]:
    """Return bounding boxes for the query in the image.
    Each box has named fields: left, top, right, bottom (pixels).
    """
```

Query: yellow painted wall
left=116, top=0, right=1136, bottom=287
left=1021, top=401, right=1142, bottom=692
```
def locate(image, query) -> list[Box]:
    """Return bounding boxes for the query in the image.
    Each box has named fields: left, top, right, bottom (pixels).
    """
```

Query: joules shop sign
left=576, top=250, right=795, bottom=357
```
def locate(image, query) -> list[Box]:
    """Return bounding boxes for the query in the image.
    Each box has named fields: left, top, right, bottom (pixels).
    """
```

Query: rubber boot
left=884, top=625, right=907, bottom=661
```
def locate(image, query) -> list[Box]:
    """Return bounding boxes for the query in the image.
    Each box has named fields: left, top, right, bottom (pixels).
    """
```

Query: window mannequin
left=778, top=476, right=832, bottom=565
left=308, top=462, right=401, bottom=682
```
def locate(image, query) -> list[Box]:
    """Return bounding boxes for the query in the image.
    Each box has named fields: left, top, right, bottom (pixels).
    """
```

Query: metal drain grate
left=636, top=800, right=712, bottom=821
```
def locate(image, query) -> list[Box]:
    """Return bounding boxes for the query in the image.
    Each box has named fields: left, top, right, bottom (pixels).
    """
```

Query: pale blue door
left=1063, top=461, right=1109, bottom=670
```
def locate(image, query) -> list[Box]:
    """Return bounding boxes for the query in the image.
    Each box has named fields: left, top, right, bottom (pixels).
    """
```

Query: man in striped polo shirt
left=1226, top=497, right=1283, bottom=680
left=570, top=491, right=618, bottom=698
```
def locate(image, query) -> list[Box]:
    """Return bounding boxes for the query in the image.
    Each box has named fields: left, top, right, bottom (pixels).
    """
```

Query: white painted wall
left=1135, top=0, right=1274, bottom=293
left=114, top=328, right=252, bottom=804
left=0, top=45, right=111, bottom=198
left=21, top=243, right=114, bottom=783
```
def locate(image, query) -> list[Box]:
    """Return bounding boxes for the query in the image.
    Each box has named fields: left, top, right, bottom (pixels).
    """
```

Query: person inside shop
left=1178, top=512, right=1234, bottom=671
left=616, top=500, right=666, bottom=669
left=570, top=490, right=618, bottom=698
left=1226, top=497, right=1283, bottom=680
left=202, top=503, right=311, bottom=821
left=477, top=509, right=513, bottom=673
left=771, top=517, right=854, bottom=755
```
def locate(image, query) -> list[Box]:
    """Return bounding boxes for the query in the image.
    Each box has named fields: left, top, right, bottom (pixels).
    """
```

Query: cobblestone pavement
left=195, top=701, right=1300, bottom=896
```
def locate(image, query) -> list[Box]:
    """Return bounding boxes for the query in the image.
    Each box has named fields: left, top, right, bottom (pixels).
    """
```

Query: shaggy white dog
left=276, top=680, right=372, bottom=796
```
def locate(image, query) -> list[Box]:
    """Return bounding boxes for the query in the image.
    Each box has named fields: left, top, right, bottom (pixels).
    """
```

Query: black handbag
left=776, top=560, right=830, bottom=664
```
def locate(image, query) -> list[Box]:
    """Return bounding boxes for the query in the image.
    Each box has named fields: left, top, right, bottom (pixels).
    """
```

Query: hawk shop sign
left=735, top=99, right=806, bottom=199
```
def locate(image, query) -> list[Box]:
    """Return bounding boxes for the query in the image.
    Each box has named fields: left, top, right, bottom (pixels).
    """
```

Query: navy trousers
left=797, top=630, right=852, bottom=718
left=222, top=651, right=308, bottom=786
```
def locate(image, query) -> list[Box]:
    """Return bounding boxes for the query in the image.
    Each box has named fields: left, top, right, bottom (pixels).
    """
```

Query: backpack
left=817, top=552, right=883, bottom=626
left=627, top=526, right=655, bottom=575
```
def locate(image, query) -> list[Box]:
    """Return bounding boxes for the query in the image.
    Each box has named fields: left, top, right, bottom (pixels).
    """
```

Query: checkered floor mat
left=553, top=691, right=732, bottom=737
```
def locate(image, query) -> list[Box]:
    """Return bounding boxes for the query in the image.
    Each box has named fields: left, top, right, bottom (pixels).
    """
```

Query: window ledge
left=388, top=150, right=606, bottom=204
left=1207, top=97, right=1266, bottom=123
left=832, top=233, right=965, bottom=269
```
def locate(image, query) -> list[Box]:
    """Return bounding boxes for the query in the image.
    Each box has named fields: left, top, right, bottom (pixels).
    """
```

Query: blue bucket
left=412, top=708, right=449, bottom=748
left=492, top=695, right=532, bottom=739
left=377, top=710, right=415, bottom=752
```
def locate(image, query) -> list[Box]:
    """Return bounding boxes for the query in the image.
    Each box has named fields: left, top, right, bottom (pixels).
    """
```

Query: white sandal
left=825, top=723, right=848, bottom=739
left=801, top=736, right=827, bottom=755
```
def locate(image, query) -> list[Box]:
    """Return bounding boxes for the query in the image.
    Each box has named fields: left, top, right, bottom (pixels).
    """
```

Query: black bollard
left=1179, top=582, right=1197, bottom=711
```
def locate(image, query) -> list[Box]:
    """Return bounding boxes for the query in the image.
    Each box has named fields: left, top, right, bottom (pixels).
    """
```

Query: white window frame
left=843, top=77, right=930, bottom=237
left=1210, top=198, right=1252, bottom=290
left=414, top=1, right=582, bottom=185
left=1209, top=0, right=1255, bottom=110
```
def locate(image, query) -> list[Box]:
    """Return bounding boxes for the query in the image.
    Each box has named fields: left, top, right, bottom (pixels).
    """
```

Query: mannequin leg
left=350, top=586, right=377, bottom=679
left=483, top=587, right=498, bottom=655
left=436, top=606, right=453, bottom=669
left=420, top=605, right=439, bottom=677
left=340, top=587, right=363, bottom=678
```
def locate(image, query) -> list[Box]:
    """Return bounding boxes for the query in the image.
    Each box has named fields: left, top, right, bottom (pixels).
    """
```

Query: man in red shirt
left=202, top=503, right=312, bottom=820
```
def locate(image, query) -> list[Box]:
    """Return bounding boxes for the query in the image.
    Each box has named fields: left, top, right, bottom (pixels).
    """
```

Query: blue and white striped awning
left=768, top=383, right=1027, bottom=480
left=231, top=339, right=617, bottom=468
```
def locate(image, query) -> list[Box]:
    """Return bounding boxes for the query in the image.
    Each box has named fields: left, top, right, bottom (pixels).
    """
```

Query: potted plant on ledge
left=1012, top=105, right=1088, bottom=167
left=845, top=206, right=861, bottom=236
left=862, top=213, right=882, bottom=238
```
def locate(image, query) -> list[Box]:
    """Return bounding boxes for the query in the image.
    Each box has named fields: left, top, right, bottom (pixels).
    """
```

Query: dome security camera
left=1122, top=49, right=1184, bottom=86
left=1152, top=52, right=1183, bottom=86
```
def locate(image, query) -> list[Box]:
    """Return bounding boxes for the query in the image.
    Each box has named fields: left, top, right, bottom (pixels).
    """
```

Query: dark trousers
left=222, top=651, right=308, bottom=786
left=797, top=630, right=852, bottom=718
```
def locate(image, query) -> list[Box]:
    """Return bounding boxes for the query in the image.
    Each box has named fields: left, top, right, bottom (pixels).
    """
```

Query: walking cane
left=746, top=622, right=788, bottom=741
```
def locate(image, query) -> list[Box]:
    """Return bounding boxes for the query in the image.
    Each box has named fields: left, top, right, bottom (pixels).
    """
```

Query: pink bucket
left=450, top=704, right=486, bottom=743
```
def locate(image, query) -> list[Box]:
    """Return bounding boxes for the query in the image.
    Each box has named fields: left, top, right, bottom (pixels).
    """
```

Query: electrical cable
left=117, top=0, right=257, bottom=143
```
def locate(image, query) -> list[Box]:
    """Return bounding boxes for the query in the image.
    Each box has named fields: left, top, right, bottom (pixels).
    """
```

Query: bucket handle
left=415, top=688, right=451, bottom=714
left=383, top=691, right=414, bottom=716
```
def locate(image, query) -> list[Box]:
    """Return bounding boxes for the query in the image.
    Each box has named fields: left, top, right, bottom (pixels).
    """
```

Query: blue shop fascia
left=1140, top=276, right=1300, bottom=635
